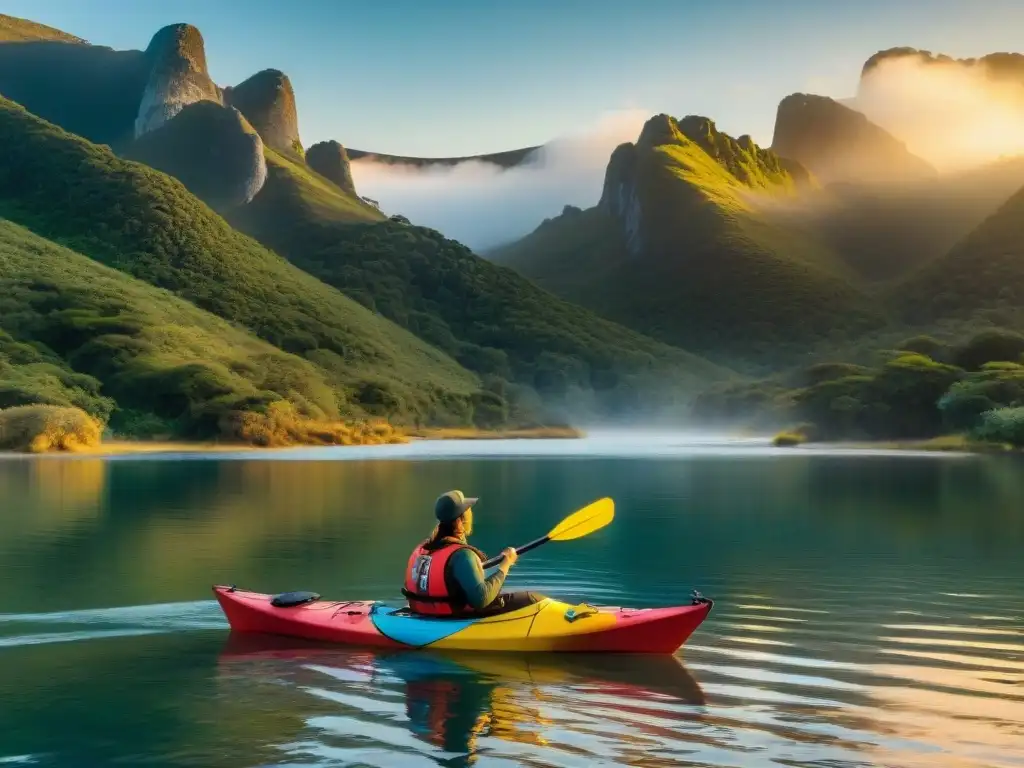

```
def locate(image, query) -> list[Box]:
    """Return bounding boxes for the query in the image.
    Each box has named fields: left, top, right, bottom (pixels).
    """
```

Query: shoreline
left=0, top=426, right=585, bottom=457
left=783, top=435, right=1018, bottom=455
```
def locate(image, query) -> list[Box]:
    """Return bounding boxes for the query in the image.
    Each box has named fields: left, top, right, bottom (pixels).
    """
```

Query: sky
left=7, top=0, right=1024, bottom=157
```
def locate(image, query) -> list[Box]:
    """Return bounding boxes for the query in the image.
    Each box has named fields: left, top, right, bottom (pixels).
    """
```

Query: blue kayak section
left=370, top=607, right=478, bottom=648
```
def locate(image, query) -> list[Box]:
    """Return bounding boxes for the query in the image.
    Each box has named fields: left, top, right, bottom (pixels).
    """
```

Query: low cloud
left=349, top=110, right=648, bottom=252
left=855, top=55, right=1024, bottom=172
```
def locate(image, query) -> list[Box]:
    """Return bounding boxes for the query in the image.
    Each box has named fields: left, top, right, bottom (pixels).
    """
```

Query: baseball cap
left=434, top=490, right=478, bottom=523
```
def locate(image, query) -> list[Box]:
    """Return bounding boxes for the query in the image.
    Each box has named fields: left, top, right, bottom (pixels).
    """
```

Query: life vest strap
left=401, top=587, right=462, bottom=604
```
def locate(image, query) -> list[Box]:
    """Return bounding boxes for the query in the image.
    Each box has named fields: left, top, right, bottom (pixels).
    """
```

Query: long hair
left=423, top=513, right=486, bottom=559
left=427, top=519, right=459, bottom=545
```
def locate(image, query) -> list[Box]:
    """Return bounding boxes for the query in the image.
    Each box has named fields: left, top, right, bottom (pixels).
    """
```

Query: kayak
left=213, top=585, right=713, bottom=654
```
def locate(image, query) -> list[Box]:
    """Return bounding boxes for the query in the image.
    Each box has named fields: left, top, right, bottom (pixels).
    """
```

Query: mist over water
left=856, top=56, right=1024, bottom=172
left=349, top=110, right=647, bottom=251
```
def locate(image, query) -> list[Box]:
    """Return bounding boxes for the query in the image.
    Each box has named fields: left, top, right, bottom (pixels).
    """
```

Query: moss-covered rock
left=224, top=69, right=301, bottom=154
left=305, top=140, right=356, bottom=195
left=126, top=101, right=267, bottom=208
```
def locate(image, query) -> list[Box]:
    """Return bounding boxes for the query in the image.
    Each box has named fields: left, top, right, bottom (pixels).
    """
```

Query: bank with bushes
left=697, top=328, right=1024, bottom=450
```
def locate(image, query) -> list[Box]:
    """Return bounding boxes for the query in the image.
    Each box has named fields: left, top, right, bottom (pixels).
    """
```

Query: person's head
left=431, top=490, right=477, bottom=540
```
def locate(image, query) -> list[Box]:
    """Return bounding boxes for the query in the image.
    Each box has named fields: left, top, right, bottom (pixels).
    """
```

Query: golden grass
left=220, top=401, right=408, bottom=447
left=0, top=405, right=102, bottom=453
left=873, top=435, right=1015, bottom=454
left=409, top=426, right=584, bottom=440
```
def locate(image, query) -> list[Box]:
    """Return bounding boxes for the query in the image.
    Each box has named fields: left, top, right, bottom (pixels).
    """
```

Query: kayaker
left=403, top=490, right=536, bottom=616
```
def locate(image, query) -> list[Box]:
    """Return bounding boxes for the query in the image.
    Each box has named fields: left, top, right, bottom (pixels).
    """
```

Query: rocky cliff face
left=224, top=69, right=301, bottom=154
left=598, top=142, right=643, bottom=256
left=305, top=140, right=357, bottom=195
left=771, top=93, right=935, bottom=184
left=126, top=101, right=267, bottom=208
left=134, top=24, right=221, bottom=138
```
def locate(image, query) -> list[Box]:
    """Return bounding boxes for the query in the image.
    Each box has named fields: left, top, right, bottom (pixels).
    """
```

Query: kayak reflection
left=218, top=633, right=707, bottom=762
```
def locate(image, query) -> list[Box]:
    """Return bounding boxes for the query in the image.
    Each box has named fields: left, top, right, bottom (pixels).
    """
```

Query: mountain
left=226, top=135, right=727, bottom=415
left=0, top=95, right=485, bottom=429
left=493, top=113, right=881, bottom=370
left=771, top=93, right=935, bottom=185
left=0, top=15, right=727, bottom=425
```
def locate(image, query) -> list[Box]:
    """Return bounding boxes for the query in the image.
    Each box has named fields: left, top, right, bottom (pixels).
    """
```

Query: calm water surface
left=1, top=435, right=1022, bottom=767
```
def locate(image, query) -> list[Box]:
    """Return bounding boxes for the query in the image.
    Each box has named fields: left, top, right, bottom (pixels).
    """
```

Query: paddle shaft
left=481, top=535, right=549, bottom=569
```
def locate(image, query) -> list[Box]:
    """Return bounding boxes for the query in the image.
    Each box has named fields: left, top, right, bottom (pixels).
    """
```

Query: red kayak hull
left=213, top=586, right=712, bottom=654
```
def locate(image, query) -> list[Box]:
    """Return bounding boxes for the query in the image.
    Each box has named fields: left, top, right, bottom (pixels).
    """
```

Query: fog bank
left=349, top=110, right=648, bottom=251
left=856, top=56, right=1024, bottom=172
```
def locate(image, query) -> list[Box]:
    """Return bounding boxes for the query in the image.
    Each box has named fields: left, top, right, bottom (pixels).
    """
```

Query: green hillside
left=899, top=181, right=1024, bottom=324
left=493, top=114, right=882, bottom=371
left=225, top=141, right=728, bottom=417
left=0, top=217, right=350, bottom=437
left=252, top=147, right=383, bottom=224
left=766, top=156, right=1024, bottom=283
left=0, top=96, right=482, bottom=426
left=0, top=13, right=83, bottom=42
left=0, top=22, right=146, bottom=149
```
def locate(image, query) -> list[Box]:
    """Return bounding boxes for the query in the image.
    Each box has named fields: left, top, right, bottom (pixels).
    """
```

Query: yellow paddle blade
left=546, top=497, right=615, bottom=541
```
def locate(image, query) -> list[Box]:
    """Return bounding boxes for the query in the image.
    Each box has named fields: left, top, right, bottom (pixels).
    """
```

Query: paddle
left=480, top=497, right=615, bottom=569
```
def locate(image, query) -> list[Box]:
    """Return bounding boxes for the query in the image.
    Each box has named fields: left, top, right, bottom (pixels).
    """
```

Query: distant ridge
left=347, top=146, right=539, bottom=169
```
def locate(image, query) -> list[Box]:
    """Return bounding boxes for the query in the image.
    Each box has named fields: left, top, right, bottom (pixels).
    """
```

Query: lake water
left=1, top=435, right=1022, bottom=767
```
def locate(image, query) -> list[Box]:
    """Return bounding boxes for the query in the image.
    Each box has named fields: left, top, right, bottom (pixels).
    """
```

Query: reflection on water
left=217, top=634, right=708, bottom=766
left=0, top=440, right=1022, bottom=766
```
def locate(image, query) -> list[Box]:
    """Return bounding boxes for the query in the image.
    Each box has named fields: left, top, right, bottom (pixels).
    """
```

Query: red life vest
left=402, top=541, right=473, bottom=616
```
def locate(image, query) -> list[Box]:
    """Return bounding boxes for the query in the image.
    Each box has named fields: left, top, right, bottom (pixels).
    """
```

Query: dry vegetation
left=219, top=402, right=408, bottom=447
left=0, top=405, right=102, bottom=453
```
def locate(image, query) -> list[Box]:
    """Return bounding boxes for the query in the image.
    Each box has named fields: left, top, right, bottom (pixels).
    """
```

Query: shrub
left=896, top=335, right=948, bottom=361
left=0, top=404, right=102, bottom=452
left=471, top=390, right=509, bottom=429
left=772, top=431, right=806, bottom=447
left=800, top=362, right=872, bottom=387
left=971, top=407, right=1024, bottom=447
left=953, top=329, right=1024, bottom=371
left=938, top=364, right=1024, bottom=431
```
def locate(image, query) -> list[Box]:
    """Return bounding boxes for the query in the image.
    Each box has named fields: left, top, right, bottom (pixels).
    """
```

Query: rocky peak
left=134, top=23, right=221, bottom=138
left=676, top=115, right=716, bottom=144
left=224, top=69, right=301, bottom=154
left=144, top=23, right=209, bottom=74
left=636, top=113, right=682, bottom=150
left=676, top=114, right=792, bottom=188
left=771, top=92, right=935, bottom=184
left=305, top=140, right=356, bottom=195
